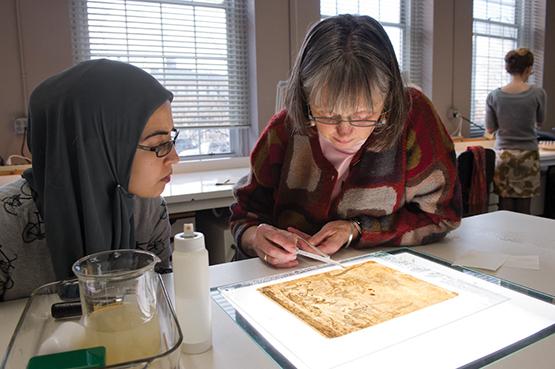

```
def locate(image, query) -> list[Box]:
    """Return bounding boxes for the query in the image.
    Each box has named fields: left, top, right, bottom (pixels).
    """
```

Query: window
left=470, top=0, right=545, bottom=137
left=71, top=0, right=250, bottom=158
left=320, top=0, right=424, bottom=88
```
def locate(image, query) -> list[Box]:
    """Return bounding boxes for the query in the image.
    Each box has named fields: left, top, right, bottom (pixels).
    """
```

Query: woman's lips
left=162, top=175, right=171, bottom=183
left=333, top=137, right=353, bottom=145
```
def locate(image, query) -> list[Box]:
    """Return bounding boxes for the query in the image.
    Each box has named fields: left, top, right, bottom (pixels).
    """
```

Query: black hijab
left=22, top=59, right=173, bottom=279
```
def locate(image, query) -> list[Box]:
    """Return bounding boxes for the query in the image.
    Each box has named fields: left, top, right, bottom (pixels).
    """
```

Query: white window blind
left=71, top=0, right=249, bottom=157
left=320, top=0, right=425, bottom=89
left=470, top=0, right=545, bottom=137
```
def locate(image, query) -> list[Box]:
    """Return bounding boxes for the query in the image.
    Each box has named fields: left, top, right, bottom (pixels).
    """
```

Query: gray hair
left=284, top=14, right=408, bottom=150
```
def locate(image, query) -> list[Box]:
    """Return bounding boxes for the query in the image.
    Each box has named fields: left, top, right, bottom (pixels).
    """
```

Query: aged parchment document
left=259, top=260, right=458, bottom=338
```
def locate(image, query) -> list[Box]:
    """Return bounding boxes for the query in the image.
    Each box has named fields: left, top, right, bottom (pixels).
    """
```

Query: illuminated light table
left=213, top=249, right=555, bottom=368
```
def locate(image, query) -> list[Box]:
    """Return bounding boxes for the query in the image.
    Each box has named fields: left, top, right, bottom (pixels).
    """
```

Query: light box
left=211, top=249, right=555, bottom=369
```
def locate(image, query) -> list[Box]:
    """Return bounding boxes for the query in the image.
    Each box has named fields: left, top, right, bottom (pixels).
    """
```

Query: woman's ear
left=524, top=66, right=533, bottom=79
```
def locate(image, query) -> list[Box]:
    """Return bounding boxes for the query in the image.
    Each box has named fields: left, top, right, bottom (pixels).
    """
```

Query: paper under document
left=453, top=250, right=507, bottom=271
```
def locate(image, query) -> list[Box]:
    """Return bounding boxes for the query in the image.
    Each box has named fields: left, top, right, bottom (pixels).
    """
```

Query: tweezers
left=295, top=236, right=346, bottom=269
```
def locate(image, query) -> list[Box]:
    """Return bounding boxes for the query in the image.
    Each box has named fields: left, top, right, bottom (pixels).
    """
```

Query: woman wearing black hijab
left=0, top=59, right=179, bottom=301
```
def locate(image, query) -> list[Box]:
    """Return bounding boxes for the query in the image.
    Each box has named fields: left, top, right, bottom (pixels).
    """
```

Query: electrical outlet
left=14, top=117, right=28, bottom=135
left=447, top=108, right=460, bottom=120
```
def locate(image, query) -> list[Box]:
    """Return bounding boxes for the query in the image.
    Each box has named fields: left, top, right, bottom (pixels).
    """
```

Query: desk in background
left=454, top=140, right=555, bottom=215
left=161, top=161, right=249, bottom=264
left=0, top=160, right=251, bottom=266
left=163, top=167, right=248, bottom=214
left=454, top=139, right=555, bottom=169
left=2, top=211, right=555, bottom=368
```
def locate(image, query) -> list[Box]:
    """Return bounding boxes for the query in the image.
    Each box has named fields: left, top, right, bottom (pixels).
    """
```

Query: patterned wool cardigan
left=230, top=88, right=462, bottom=256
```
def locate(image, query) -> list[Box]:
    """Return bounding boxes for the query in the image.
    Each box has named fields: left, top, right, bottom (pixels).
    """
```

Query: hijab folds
left=22, top=59, right=173, bottom=279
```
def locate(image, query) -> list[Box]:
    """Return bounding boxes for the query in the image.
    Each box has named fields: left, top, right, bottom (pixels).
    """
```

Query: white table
left=538, top=148, right=555, bottom=169
left=2, top=211, right=555, bottom=368
left=162, top=167, right=249, bottom=214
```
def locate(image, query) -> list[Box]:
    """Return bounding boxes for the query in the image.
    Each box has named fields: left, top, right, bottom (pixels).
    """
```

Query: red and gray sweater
left=230, top=89, right=462, bottom=256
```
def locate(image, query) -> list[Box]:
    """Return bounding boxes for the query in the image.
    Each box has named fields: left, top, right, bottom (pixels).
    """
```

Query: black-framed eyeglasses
left=308, top=106, right=387, bottom=128
left=137, top=128, right=179, bottom=158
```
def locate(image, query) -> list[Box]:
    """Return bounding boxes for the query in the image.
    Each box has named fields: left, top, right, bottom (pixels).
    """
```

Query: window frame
left=70, top=0, right=250, bottom=160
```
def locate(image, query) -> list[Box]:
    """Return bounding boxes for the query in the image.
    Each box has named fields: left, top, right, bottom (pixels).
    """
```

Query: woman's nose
left=166, top=146, right=180, bottom=165
left=336, top=120, right=353, bottom=136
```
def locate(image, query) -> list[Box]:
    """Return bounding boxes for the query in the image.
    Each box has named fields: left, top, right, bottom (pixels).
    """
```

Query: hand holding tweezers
left=295, top=236, right=345, bottom=269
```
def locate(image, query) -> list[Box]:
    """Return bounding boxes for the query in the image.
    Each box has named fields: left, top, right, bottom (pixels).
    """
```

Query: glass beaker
left=72, top=249, right=162, bottom=365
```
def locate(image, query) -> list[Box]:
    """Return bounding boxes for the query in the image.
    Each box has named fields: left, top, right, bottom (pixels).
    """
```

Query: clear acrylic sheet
left=1, top=275, right=182, bottom=369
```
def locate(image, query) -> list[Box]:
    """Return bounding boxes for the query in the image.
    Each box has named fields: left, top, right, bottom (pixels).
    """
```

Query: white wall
left=0, top=0, right=73, bottom=162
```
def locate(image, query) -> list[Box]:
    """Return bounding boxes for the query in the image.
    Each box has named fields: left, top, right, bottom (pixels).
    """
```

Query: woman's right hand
left=243, top=223, right=299, bottom=268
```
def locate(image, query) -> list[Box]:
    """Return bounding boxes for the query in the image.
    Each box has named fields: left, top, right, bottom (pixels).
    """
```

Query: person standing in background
left=486, top=48, right=547, bottom=214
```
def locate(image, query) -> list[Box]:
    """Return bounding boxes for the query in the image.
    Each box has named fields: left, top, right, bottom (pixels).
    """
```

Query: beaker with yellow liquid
left=72, top=249, right=178, bottom=367
left=77, top=302, right=161, bottom=364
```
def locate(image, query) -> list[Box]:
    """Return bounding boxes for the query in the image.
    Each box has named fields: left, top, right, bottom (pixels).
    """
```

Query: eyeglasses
left=308, top=106, right=387, bottom=128
left=137, top=128, right=179, bottom=158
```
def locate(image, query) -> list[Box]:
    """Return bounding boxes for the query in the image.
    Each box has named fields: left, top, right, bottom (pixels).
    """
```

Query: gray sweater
left=0, top=178, right=172, bottom=301
left=485, top=85, right=546, bottom=151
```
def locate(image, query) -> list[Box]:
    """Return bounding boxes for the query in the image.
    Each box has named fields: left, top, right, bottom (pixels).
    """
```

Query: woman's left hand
left=297, top=220, right=355, bottom=255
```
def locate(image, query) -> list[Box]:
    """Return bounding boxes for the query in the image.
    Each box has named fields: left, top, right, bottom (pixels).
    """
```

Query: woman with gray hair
left=230, top=14, right=461, bottom=267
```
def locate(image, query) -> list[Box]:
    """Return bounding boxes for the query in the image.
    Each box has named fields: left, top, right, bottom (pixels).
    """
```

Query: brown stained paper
left=259, top=260, right=458, bottom=338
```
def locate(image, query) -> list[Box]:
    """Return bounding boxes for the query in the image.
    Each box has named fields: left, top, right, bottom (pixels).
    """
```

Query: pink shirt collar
left=318, top=135, right=364, bottom=200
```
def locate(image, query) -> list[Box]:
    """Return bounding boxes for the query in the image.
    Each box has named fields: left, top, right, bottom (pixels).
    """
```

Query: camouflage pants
left=493, top=149, right=540, bottom=198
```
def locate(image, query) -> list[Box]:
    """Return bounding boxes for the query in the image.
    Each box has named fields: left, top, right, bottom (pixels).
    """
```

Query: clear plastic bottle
left=173, top=223, right=212, bottom=354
